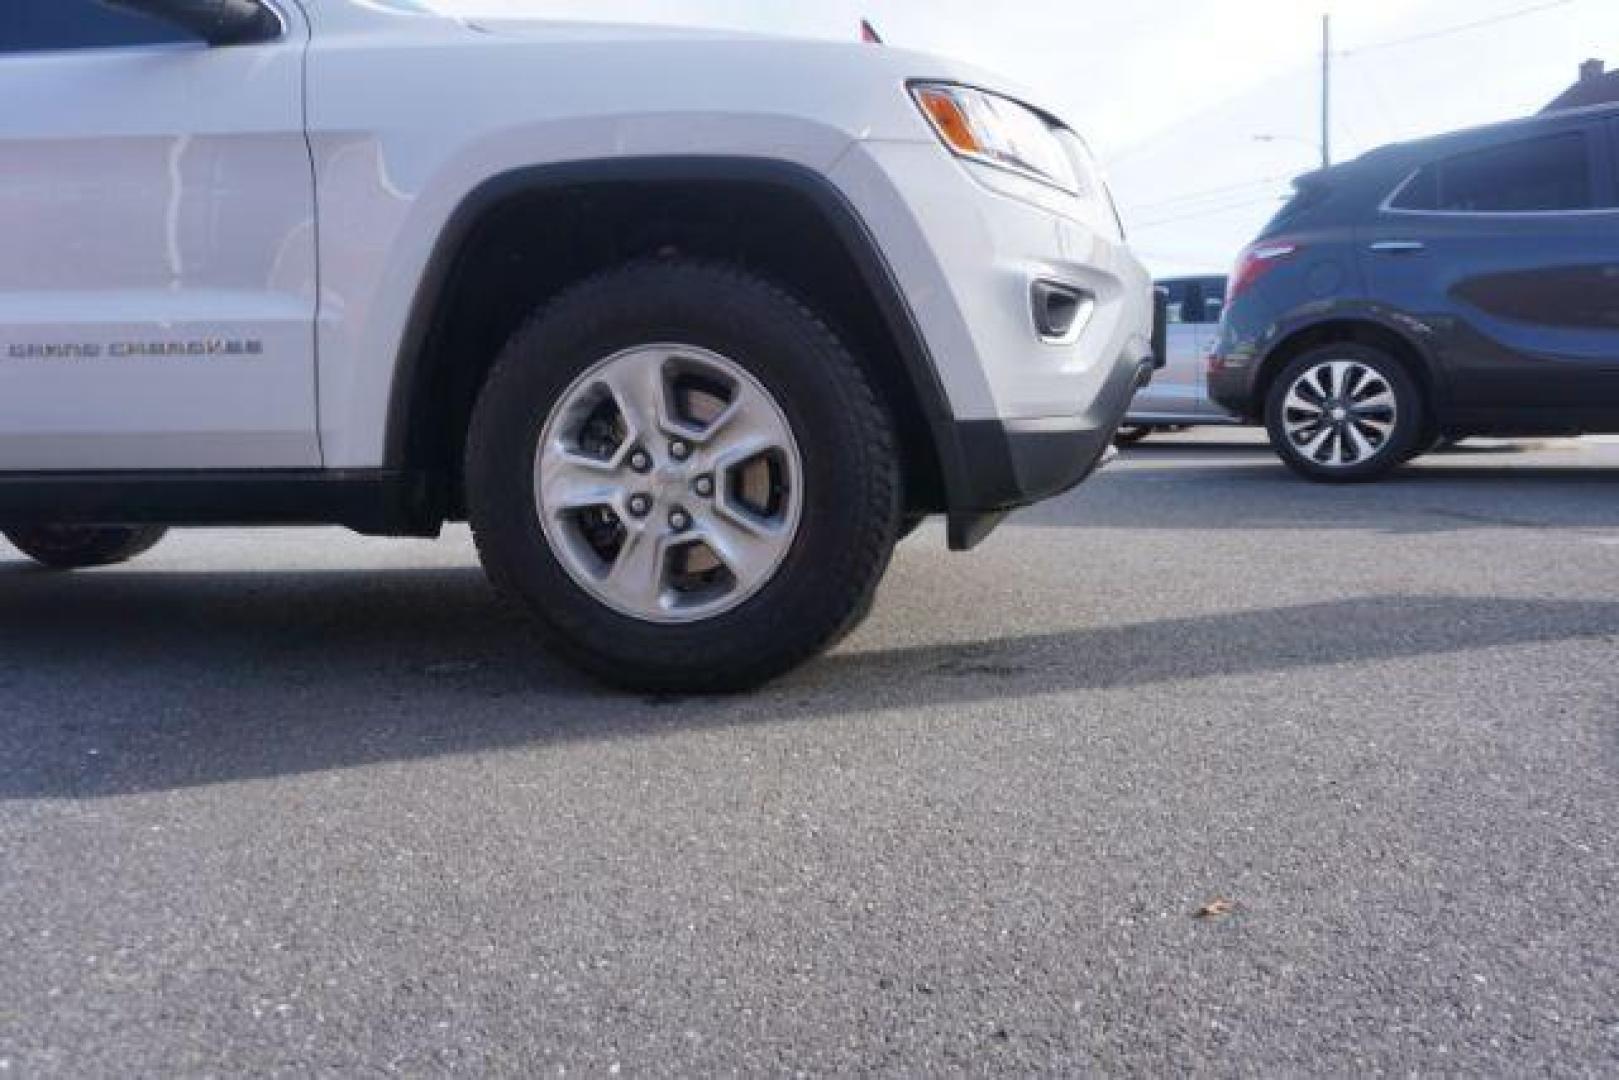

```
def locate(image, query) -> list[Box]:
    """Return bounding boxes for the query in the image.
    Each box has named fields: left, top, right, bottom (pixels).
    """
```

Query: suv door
left=0, top=0, right=319, bottom=471
left=1363, top=124, right=1619, bottom=430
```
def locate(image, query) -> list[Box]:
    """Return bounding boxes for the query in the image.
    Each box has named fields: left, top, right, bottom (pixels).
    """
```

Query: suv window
left=1162, top=280, right=1187, bottom=323
left=1196, top=276, right=1226, bottom=324
left=1611, top=119, right=1619, bottom=198
left=1391, top=132, right=1597, bottom=214
left=0, top=0, right=195, bottom=53
left=1162, top=278, right=1226, bottom=325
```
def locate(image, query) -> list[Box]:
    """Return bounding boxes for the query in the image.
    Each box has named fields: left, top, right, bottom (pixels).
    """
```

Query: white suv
left=0, top=0, right=1156, bottom=690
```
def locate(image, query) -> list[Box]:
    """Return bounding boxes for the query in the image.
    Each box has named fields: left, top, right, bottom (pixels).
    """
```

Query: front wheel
left=4, top=526, right=168, bottom=570
left=1265, top=345, right=1424, bottom=483
left=465, top=260, right=902, bottom=693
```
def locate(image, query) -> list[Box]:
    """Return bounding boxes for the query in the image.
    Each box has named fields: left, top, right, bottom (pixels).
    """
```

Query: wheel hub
left=649, top=463, right=690, bottom=501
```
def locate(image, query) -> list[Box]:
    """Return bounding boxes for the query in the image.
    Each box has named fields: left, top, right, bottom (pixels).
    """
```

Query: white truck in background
left=0, top=0, right=1157, bottom=690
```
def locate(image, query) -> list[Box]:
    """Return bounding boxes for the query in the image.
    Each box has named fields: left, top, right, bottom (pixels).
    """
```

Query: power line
left=1123, top=174, right=1296, bottom=214
left=1106, top=0, right=1578, bottom=166
left=1350, top=56, right=1402, bottom=137
left=1338, top=0, right=1576, bottom=57
left=1130, top=193, right=1286, bottom=231
left=1105, top=117, right=1207, bottom=168
left=1131, top=249, right=1234, bottom=271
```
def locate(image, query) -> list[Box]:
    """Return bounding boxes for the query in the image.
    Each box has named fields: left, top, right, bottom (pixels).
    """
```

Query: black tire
left=1403, top=431, right=1456, bottom=463
left=1264, top=343, right=1424, bottom=483
left=4, top=526, right=168, bottom=570
left=464, top=260, right=902, bottom=693
left=1115, top=425, right=1154, bottom=447
left=897, top=513, right=929, bottom=542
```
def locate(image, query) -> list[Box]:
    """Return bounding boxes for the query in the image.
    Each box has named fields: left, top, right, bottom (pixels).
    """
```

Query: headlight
left=910, top=83, right=1081, bottom=195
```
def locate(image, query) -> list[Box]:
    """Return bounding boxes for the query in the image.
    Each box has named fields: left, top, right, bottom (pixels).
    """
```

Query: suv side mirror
left=101, top=0, right=282, bottom=47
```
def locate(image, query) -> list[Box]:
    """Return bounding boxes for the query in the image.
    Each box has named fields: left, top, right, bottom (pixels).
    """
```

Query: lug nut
left=669, top=440, right=692, bottom=461
left=628, top=494, right=653, bottom=518
left=629, top=450, right=652, bottom=473
left=693, top=475, right=715, bottom=498
left=669, top=510, right=692, bottom=532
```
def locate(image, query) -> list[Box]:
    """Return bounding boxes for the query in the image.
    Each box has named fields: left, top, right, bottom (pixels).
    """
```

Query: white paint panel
left=0, top=20, right=319, bottom=471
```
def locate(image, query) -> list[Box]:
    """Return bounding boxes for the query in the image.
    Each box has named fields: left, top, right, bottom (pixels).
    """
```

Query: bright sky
left=438, top=0, right=1614, bottom=276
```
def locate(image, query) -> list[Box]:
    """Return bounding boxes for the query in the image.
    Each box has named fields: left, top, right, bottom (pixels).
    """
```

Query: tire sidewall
left=466, top=263, right=899, bottom=684
left=1265, top=344, right=1424, bottom=483
left=3, top=526, right=167, bottom=570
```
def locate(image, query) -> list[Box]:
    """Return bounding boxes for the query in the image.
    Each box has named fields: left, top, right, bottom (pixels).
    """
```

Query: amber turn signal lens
left=914, top=88, right=983, bottom=156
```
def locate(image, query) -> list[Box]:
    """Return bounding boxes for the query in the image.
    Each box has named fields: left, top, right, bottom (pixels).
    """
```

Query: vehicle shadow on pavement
left=2, top=567, right=1616, bottom=799
left=1119, top=438, right=1543, bottom=458
left=1016, top=464, right=1619, bottom=532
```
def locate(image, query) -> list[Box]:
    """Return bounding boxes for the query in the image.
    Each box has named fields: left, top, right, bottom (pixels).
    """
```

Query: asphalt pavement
left=3, top=431, right=1617, bottom=1076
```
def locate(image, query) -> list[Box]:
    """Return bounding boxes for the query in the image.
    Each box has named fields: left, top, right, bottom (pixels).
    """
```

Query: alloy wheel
left=1281, top=359, right=1399, bottom=469
left=534, top=344, right=803, bottom=624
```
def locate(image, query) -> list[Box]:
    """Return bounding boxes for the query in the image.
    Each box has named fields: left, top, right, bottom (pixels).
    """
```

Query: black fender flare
left=1252, top=303, right=1452, bottom=417
left=382, top=156, right=987, bottom=509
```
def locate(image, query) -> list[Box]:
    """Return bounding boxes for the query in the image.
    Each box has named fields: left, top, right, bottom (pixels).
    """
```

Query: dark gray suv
left=1210, top=103, right=1619, bottom=482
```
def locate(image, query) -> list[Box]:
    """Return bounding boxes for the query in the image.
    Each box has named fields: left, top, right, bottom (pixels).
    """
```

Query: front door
left=0, top=0, right=319, bottom=471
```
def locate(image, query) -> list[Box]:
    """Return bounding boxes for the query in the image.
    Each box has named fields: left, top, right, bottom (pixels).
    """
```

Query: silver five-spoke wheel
left=1281, top=359, right=1398, bottom=468
left=536, top=344, right=803, bottom=624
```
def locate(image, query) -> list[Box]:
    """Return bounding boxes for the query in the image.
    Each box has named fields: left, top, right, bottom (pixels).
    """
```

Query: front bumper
left=831, top=139, right=1156, bottom=548
left=1207, top=317, right=1267, bottom=420
left=831, top=141, right=1155, bottom=422
left=1208, top=364, right=1259, bottom=420
left=942, top=350, right=1153, bottom=549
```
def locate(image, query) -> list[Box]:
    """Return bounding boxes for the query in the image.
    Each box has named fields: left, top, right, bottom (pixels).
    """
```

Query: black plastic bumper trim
left=943, top=353, right=1152, bottom=550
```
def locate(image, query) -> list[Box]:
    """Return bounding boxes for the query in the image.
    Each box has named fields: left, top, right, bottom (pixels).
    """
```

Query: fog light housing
left=1031, top=280, right=1093, bottom=345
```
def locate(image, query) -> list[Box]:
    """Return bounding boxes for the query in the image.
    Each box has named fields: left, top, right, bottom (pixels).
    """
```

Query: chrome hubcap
left=535, top=344, right=803, bottom=624
left=1282, top=360, right=1398, bottom=468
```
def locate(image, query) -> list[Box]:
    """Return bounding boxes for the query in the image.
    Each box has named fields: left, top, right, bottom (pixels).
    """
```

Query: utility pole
left=1321, top=13, right=1332, bottom=170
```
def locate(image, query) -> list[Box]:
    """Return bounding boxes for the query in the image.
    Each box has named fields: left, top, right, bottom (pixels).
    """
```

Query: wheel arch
left=383, top=157, right=957, bottom=519
left=1253, top=316, right=1444, bottom=428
